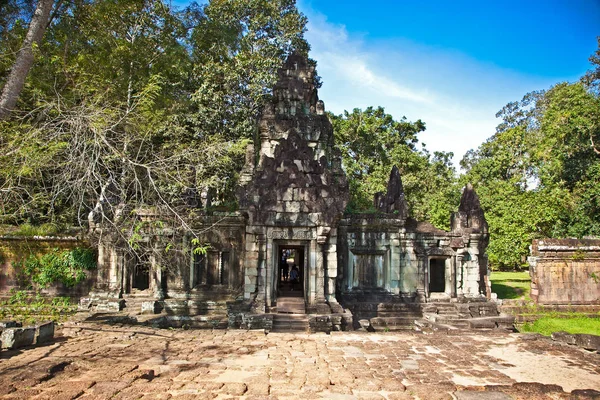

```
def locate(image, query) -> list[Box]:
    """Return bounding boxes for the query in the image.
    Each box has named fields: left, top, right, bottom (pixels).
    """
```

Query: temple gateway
left=84, top=54, right=512, bottom=332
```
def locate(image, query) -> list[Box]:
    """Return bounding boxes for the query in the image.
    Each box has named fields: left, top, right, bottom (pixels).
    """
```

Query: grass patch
left=490, top=271, right=531, bottom=300
left=520, top=316, right=600, bottom=336
left=0, top=289, right=77, bottom=325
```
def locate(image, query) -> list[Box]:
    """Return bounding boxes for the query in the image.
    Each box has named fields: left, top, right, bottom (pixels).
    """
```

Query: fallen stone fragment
left=35, top=321, right=55, bottom=344
left=551, top=330, right=576, bottom=345
left=1, top=326, right=35, bottom=349
left=0, top=320, right=21, bottom=329
left=574, top=333, right=600, bottom=351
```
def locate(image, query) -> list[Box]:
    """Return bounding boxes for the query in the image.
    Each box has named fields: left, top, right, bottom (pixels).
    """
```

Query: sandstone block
left=551, top=331, right=577, bottom=345
left=1, top=327, right=35, bottom=349
left=141, top=301, right=162, bottom=315
left=0, top=321, right=21, bottom=329
left=35, top=321, right=54, bottom=344
left=574, top=334, right=600, bottom=351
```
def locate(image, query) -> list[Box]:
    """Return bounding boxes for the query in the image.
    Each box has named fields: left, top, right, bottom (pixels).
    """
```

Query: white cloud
left=301, top=6, right=555, bottom=170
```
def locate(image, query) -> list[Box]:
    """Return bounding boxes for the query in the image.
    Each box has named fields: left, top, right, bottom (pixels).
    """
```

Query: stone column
left=390, top=232, right=401, bottom=294
left=454, top=253, right=464, bottom=297
left=309, top=239, right=317, bottom=304
left=243, top=231, right=261, bottom=302
left=325, top=240, right=338, bottom=302
left=315, top=242, right=327, bottom=303
left=255, top=233, right=267, bottom=310
left=265, top=234, right=274, bottom=308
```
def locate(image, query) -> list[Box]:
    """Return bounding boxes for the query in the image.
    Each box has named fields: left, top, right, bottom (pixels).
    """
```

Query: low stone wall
left=0, top=236, right=94, bottom=297
left=529, top=238, right=600, bottom=304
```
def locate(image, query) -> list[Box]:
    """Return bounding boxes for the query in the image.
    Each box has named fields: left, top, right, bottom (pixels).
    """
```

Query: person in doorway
left=281, top=259, right=289, bottom=282
left=290, top=265, right=299, bottom=290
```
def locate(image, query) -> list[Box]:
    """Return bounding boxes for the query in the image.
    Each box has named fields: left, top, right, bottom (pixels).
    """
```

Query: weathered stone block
left=551, top=331, right=577, bottom=345
left=35, top=321, right=54, bottom=344
left=141, top=301, right=162, bottom=315
left=282, top=188, right=293, bottom=201
left=574, top=334, right=600, bottom=351
left=0, top=321, right=21, bottom=329
left=1, top=327, right=35, bottom=349
left=285, top=201, right=301, bottom=212
left=358, top=319, right=371, bottom=331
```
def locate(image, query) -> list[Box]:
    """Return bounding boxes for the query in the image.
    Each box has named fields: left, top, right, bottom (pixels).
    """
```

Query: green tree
left=330, top=106, right=459, bottom=228
left=461, top=45, right=600, bottom=269
left=0, top=0, right=312, bottom=270
left=187, top=0, right=311, bottom=202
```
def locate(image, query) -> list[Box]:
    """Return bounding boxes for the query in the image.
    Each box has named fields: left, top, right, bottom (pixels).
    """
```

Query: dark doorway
left=277, top=246, right=304, bottom=296
left=429, top=258, right=446, bottom=293
left=133, top=254, right=150, bottom=291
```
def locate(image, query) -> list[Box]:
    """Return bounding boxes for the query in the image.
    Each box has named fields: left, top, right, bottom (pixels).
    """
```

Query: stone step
left=376, top=311, right=422, bottom=318
left=271, top=313, right=309, bottom=332
left=369, top=317, right=416, bottom=331
left=276, top=297, right=306, bottom=314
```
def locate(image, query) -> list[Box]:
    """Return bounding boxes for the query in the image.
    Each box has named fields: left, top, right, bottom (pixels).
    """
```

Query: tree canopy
left=0, top=1, right=598, bottom=272
left=0, top=0, right=311, bottom=267
left=330, top=106, right=459, bottom=229
left=461, top=40, right=600, bottom=269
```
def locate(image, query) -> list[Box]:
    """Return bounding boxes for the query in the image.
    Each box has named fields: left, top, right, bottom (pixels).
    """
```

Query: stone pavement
left=1, top=322, right=599, bottom=399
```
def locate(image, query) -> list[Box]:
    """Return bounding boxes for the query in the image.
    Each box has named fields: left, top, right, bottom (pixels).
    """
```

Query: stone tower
left=237, top=53, right=349, bottom=311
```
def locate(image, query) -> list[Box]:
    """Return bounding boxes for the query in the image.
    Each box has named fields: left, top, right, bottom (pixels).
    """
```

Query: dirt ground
left=1, top=320, right=600, bottom=399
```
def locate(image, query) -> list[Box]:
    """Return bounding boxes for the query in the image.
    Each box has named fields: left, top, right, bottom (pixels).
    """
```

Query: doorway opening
left=277, top=246, right=305, bottom=297
left=132, top=254, right=150, bottom=291
left=429, top=258, right=446, bottom=293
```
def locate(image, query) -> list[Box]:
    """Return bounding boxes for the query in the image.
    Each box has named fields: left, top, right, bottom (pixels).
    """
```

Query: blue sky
left=175, top=0, right=600, bottom=168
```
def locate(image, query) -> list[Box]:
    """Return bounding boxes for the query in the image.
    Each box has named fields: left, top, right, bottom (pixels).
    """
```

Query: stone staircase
left=339, top=292, right=423, bottom=331
left=420, top=301, right=515, bottom=331
left=271, top=314, right=309, bottom=332
left=275, top=296, right=306, bottom=314
left=122, top=290, right=162, bottom=315
left=369, top=303, right=423, bottom=331
left=422, top=302, right=469, bottom=329
left=270, top=296, right=309, bottom=332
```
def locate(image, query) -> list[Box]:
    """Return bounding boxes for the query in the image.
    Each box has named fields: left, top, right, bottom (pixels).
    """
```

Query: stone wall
left=529, top=238, right=600, bottom=304
left=0, top=236, right=94, bottom=297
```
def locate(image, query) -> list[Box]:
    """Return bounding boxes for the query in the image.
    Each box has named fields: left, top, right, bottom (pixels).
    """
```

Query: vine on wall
left=13, top=247, right=97, bottom=288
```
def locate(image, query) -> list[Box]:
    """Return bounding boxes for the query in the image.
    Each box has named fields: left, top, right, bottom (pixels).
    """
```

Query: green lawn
left=490, top=271, right=531, bottom=300
left=520, top=316, right=600, bottom=336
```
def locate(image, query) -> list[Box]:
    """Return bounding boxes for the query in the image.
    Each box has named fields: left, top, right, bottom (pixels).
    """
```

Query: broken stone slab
left=35, top=321, right=54, bottom=344
left=1, top=327, right=35, bottom=349
left=551, top=331, right=600, bottom=351
left=358, top=319, right=372, bottom=331
left=0, top=321, right=22, bottom=329
left=96, top=300, right=125, bottom=313
left=141, top=301, right=162, bottom=315
left=551, top=331, right=577, bottom=345
left=574, top=334, right=600, bottom=351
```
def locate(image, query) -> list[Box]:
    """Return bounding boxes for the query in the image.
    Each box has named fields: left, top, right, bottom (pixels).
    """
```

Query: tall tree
left=461, top=44, right=600, bottom=269
left=0, top=0, right=312, bottom=268
left=0, top=0, right=55, bottom=120
left=330, top=106, right=459, bottom=228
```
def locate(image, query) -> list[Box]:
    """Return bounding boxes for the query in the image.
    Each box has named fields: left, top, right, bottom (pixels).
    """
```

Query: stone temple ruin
left=83, top=54, right=512, bottom=332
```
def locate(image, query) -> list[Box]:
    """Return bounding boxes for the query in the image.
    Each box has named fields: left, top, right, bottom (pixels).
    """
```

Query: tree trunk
left=0, top=0, right=54, bottom=120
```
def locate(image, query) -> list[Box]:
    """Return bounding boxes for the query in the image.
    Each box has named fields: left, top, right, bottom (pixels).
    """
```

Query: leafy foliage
left=17, top=247, right=97, bottom=288
left=330, top=106, right=459, bottom=229
left=461, top=40, right=600, bottom=269
left=0, top=0, right=310, bottom=271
